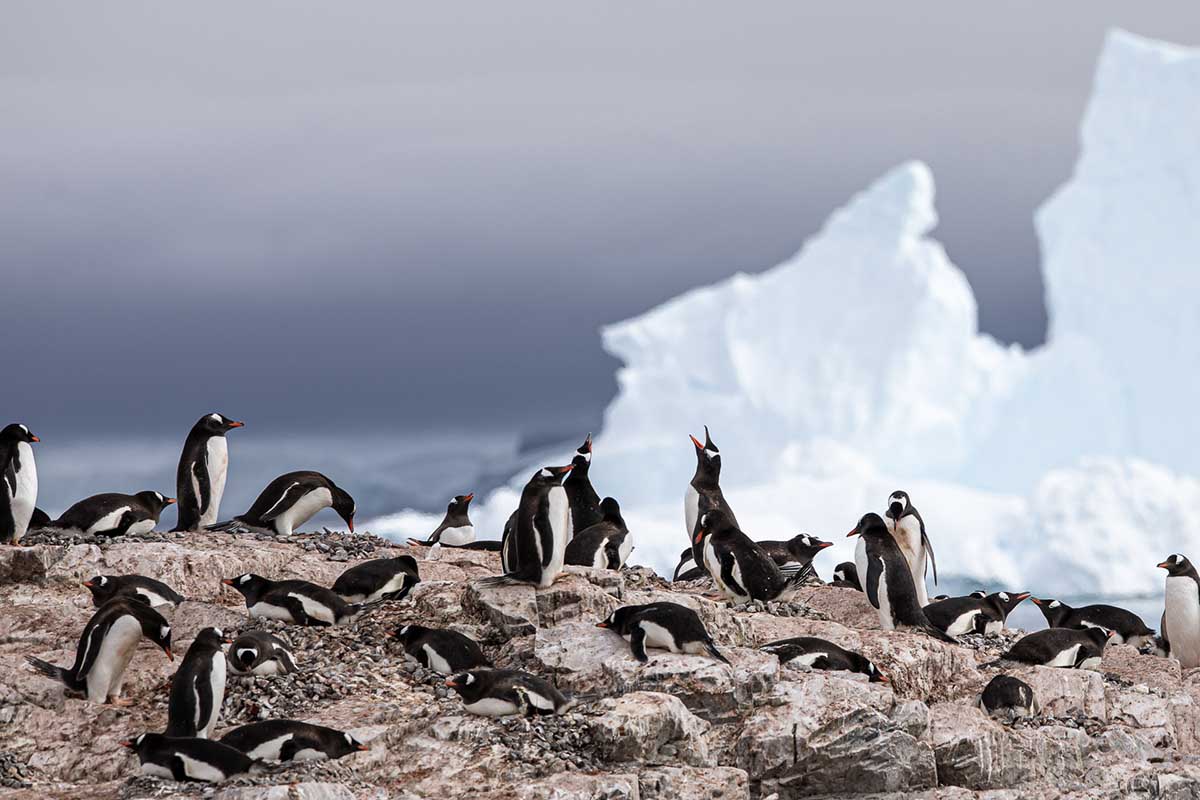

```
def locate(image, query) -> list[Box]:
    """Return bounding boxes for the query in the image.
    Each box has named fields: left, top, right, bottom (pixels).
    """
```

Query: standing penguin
left=53, top=491, right=175, bottom=537
left=684, top=427, right=738, bottom=575
left=884, top=491, right=937, bottom=607
left=208, top=471, right=355, bottom=536
left=332, top=555, right=420, bottom=603
left=25, top=598, right=173, bottom=703
left=695, top=510, right=813, bottom=604
left=173, top=413, right=244, bottom=532
left=477, top=465, right=573, bottom=588
left=848, top=513, right=955, bottom=642
left=166, top=627, right=232, bottom=739
left=564, top=497, right=631, bottom=570
left=563, top=434, right=603, bottom=534
left=407, top=494, right=474, bottom=547
left=1, top=423, right=39, bottom=545
left=1159, top=554, right=1200, bottom=668
left=672, top=548, right=707, bottom=582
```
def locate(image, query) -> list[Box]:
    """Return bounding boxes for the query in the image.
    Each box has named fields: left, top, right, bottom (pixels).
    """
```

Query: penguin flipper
left=280, top=597, right=318, bottom=627
left=629, top=625, right=650, bottom=664
left=705, top=638, right=731, bottom=665
left=192, top=457, right=212, bottom=527
left=920, top=623, right=958, bottom=645
left=921, top=527, right=938, bottom=585
left=194, top=670, right=214, bottom=736
left=259, top=483, right=311, bottom=524
left=864, top=554, right=884, bottom=611
left=169, top=755, right=192, bottom=782
left=718, top=557, right=750, bottom=601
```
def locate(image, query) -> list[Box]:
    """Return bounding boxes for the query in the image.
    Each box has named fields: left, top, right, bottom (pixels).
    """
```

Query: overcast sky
left=4, top=2, right=1199, bottom=440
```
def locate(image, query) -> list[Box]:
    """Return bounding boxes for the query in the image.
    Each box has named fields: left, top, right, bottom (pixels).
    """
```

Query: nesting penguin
left=123, top=733, right=262, bottom=782
left=166, top=627, right=232, bottom=739
left=1031, top=597, right=1155, bottom=647
left=389, top=624, right=490, bottom=674
left=756, top=533, right=833, bottom=578
left=332, top=555, right=420, bottom=604
left=83, top=574, right=185, bottom=609
left=760, top=637, right=888, bottom=682
left=696, top=510, right=813, bottom=604
left=53, top=491, right=175, bottom=537
left=208, top=471, right=355, bottom=536
left=980, top=675, right=1038, bottom=720
left=407, top=494, right=475, bottom=547
left=831, top=562, right=862, bottom=591
left=563, top=433, right=603, bottom=533
left=924, top=591, right=1030, bottom=637
left=596, top=602, right=729, bottom=664
left=222, top=573, right=364, bottom=626
left=684, top=427, right=738, bottom=575
left=444, top=669, right=574, bottom=717
left=478, top=465, right=572, bottom=588
left=992, top=627, right=1113, bottom=669
left=219, top=720, right=368, bottom=762
left=0, top=423, right=39, bottom=545
left=848, top=513, right=955, bottom=642
left=26, top=598, right=173, bottom=704
left=564, top=497, right=632, bottom=570
left=227, top=631, right=298, bottom=676
left=883, top=490, right=937, bottom=607
left=173, top=413, right=244, bottom=532
left=1159, top=554, right=1200, bottom=668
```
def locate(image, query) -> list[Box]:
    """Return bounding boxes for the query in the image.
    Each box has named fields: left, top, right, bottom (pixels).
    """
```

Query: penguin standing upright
left=166, top=627, right=232, bottom=739
left=407, top=495, right=474, bottom=547
left=1159, top=554, right=1200, bottom=668
left=563, top=434, right=602, bottom=533
left=25, top=598, right=173, bottom=703
left=208, top=471, right=355, bottom=536
left=848, top=513, right=955, bottom=642
left=684, top=427, right=738, bottom=575
left=53, top=491, right=175, bottom=537
left=564, top=497, right=631, bottom=570
left=173, top=413, right=244, bottom=532
left=883, top=491, right=937, bottom=607
left=0, top=423, right=39, bottom=545
left=695, top=510, right=812, bottom=604
left=477, top=465, right=573, bottom=589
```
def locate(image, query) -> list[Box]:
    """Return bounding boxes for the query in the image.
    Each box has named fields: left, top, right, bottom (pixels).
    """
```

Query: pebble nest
left=0, top=750, right=33, bottom=790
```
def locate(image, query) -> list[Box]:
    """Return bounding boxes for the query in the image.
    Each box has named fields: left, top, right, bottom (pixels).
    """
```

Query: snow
left=370, top=31, right=1200, bottom=600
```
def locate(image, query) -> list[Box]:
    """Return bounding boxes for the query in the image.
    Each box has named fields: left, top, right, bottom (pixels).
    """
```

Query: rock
left=1102, top=644, right=1181, bottom=692
left=0, top=545, right=62, bottom=584
left=858, top=629, right=985, bottom=702
left=1009, top=665, right=1107, bottom=720
left=464, top=581, right=539, bottom=638
left=638, top=765, right=750, bottom=799
left=586, top=691, right=712, bottom=766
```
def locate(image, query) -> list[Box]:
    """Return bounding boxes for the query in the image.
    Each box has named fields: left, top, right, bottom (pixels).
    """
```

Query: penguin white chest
left=421, top=643, right=454, bottom=675
left=85, top=506, right=133, bottom=535
left=200, top=437, right=228, bottom=526
left=684, top=485, right=700, bottom=539
left=87, top=615, right=143, bottom=702
left=10, top=441, right=37, bottom=536
left=247, top=733, right=294, bottom=761
left=637, top=621, right=678, bottom=652
left=199, top=652, right=226, bottom=737
left=537, top=486, right=569, bottom=587
left=438, top=525, right=474, bottom=546
left=616, top=534, right=633, bottom=567
left=1166, top=576, right=1200, bottom=668
left=273, top=488, right=333, bottom=536
left=286, top=592, right=337, bottom=624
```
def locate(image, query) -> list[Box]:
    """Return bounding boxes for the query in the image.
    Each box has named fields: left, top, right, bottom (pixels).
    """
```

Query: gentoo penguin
left=831, top=562, right=862, bottom=591
left=444, top=669, right=574, bottom=717
left=1031, top=598, right=1155, bottom=647
left=672, top=548, right=706, bottom=582
left=166, top=627, right=232, bottom=739
left=26, top=598, right=173, bottom=703
left=219, top=720, right=368, bottom=762
left=500, top=508, right=520, bottom=573
left=684, top=427, right=738, bottom=574
left=173, top=413, right=244, bottom=532
left=407, top=494, right=474, bottom=547
left=695, top=510, right=812, bottom=604
left=0, top=423, right=39, bottom=545
left=848, top=513, right=955, bottom=643
left=332, top=555, right=420, bottom=604
left=123, top=733, right=262, bottom=782
left=208, top=471, right=355, bottom=536
left=389, top=624, right=491, bottom=674
left=980, top=675, right=1038, bottom=720
left=596, top=602, right=728, bottom=664
left=991, top=627, right=1113, bottom=669
left=924, top=591, right=1030, bottom=637
left=760, top=636, right=888, bottom=683
left=53, top=491, right=175, bottom=537
left=222, top=573, right=364, bottom=626
left=227, top=631, right=297, bottom=676
left=83, top=574, right=185, bottom=609
left=28, top=506, right=52, bottom=531
left=883, top=490, right=937, bottom=607
left=756, top=533, right=833, bottom=578
left=1159, top=554, right=1200, bottom=668
left=564, top=497, right=632, bottom=570
left=563, top=434, right=603, bottom=533
left=477, top=465, right=572, bottom=588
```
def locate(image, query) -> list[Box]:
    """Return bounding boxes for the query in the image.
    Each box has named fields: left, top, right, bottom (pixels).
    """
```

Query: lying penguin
left=1031, top=597, right=1155, bottom=647
left=220, top=720, right=368, bottom=762
left=222, top=573, right=365, bottom=626
left=596, top=602, right=729, bottom=665
left=82, top=574, right=185, bottom=609
left=228, top=631, right=298, bottom=676
left=444, top=669, right=574, bottom=717
left=123, top=733, right=264, bottom=782
left=980, top=674, right=1039, bottom=720
left=831, top=562, right=862, bottom=591
left=332, top=555, right=420, bottom=604
left=988, top=627, right=1113, bottom=669
left=760, top=636, right=888, bottom=683
left=389, top=624, right=490, bottom=675
left=564, top=497, right=632, bottom=570
left=755, top=533, right=833, bottom=580
left=923, top=591, right=1030, bottom=636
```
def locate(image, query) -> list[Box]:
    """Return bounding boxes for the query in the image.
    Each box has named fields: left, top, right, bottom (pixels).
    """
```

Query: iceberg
left=371, top=31, right=1200, bottom=598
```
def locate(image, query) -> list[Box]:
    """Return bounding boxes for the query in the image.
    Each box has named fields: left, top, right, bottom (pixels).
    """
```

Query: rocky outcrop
left=0, top=529, right=1195, bottom=799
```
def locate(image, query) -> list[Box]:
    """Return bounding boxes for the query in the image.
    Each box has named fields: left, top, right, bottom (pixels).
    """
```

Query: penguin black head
left=846, top=513, right=889, bottom=539
left=886, top=490, right=911, bottom=520
left=787, top=533, right=834, bottom=562
left=595, top=606, right=640, bottom=634
left=388, top=623, right=430, bottom=646
left=572, top=434, right=593, bottom=468
left=134, top=491, right=176, bottom=515
left=331, top=731, right=370, bottom=757
left=142, top=616, right=173, bottom=661
left=1030, top=597, right=1071, bottom=627
left=443, top=669, right=488, bottom=701
left=987, top=591, right=1030, bottom=618
left=854, top=654, right=889, bottom=684
left=446, top=494, right=474, bottom=515
left=599, top=497, right=624, bottom=522
left=233, top=644, right=259, bottom=669
left=1158, top=554, right=1196, bottom=577
left=222, top=573, right=270, bottom=597
left=694, top=509, right=736, bottom=544
left=194, top=627, right=233, bottom=649
left=196, top=412, right=245, bottom=436
left=122, top=732, right=162, bottom=753
left=1085, top=626, right=1115, bottom=649
left=0, top=423, right=39, bottom=444
left=689, top=426, right=721, bottom=480
left=532, top=464, right=574, bottom=486
left=331, top=485, right=357, bottom=532
left=82, top=575, right=120, bottom=605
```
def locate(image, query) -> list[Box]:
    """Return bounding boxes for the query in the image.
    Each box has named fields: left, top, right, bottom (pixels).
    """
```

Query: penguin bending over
left=563, top=434, right=603, bottom=533
left=389, top=624, right=490, bottom=674
left=565, top=497, right=631, bottom=570
left=760, top=636, right=888, bottom=682
left=222, top=574, right=365, bottom=626
left=166, top=627, right=232, bottom=739
left=54, top=491, right=175, bottom=537
left=696, top=510, right=813, bottom=604
left=1159, top=554, right=1200, bottom=668
left=220, top=720, right=368, bottom=762
left=596, top=602, right=728, bottom=664
left=684, top=427, right=738, bottom=574
left=26, top=598, right=173, bottom=703
left=332, top=555, right=420, bottom=603
left=756, top=533, right=833, bottom=579
left=848, top=513, right=955, bottom=643
left=123, top=733, right=263, bottom=782
left=173, top=413, right=244, bottom=532
left=208, top=471, right=355, bottom=536
left=1031, top=597, right=1155, bottom=647
left=228, top=631, right=297, bottom=676
left=0, top=423, right=39, bottom=545
left=989, top=627, right=1113, bottom=669
left=407, top=494, right=475, bottom=547
left=831, top=562, right=862, bottom=591
left=83, top=574, right=185, bottom=609
left=884, top=490, right=937, bottom=607
left=445, top=669, right=574, bottom=717
left=477, top=465, right=572, bottom=588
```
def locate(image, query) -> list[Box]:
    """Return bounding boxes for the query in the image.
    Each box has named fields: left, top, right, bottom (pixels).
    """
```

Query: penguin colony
left=3, top=418, right=1188, bottom=784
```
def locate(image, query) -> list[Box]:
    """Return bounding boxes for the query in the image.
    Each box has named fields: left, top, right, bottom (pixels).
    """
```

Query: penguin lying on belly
left=923, top=591, right=1030, bottom=636
left=444, top=669, right=574, bottom=717
left=220, top=720, right=368, bottom=763
left=831, top=562, right=862, bottom=591
left=565, top=497, right=632, bottom=570
left=83, top=574, right=185, bottom=609
left=227, top=631, right=298, bottom=676
left=987, top=627, right=1114, bottom=669
left=1031, top=597, right=1155, bottom=647
left=53, top=491, right=175, bottom=537
left=389, top=624, right=490, bottom=675
left=124, top=733, right=264, bottom=782
left=760, top=636, right=888, bottom=683
left=222, top=573, right=365, bottom=626
left=672, top=548, right=707, bottom=583
left=695, top=510, right=813, bottom=604
left=756, top=533, right=833, bottom=580
left=596, top=602, right=729, bottom=665
left=332, top=555, right=420, bottom=603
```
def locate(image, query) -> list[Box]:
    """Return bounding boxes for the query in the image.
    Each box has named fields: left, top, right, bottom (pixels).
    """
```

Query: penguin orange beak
left=163, top=647, right=174, bottom=661
left=1157, top=561, right=1172, bottom=570
left=164, top=497, right=176, bottom=505
left=846, top=528, right=860, bottom=537
left=444, top=677, right=459, bottom=688
left=228, top=421, right=245, bottom=428
left=464, top=493, right=474, bottom=503
left=30, top=435, right=40, bottom=442
left=1014, top=592, right=1030, bottom=601
left=347, top=517, right=355, bottom=533
left=356, top=744, right=369, bottom=751
left=690, top=434, right=703, bottom=449
left=877, top=673, right=890, bottom=684
left=817, top=541, right=834, bottom=549
left=385, top=630, right=396, bottom=638
left=693, top=529, right=705, bottom=544
left=555, top=465, right=574, bottom=475
left=596, top=621, right=609, bottom=629
left=1030, top=597, right=1044, bottom=605
left=120, top=740, right=133, bottom=748
left=82, top=581, right=94, bottom=588
left=221, top=578, right=235, bottom=586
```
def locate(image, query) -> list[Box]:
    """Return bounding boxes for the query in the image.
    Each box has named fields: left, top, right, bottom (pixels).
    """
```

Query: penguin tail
left=706, top=640, right=732, bottom=665
left=922, top=624, right=958, bottom=645
left=406, top=537, right=432, bottom=547
left=205, top=519, right=240, bottom=532
left=782, top=563, right=817, bottom=589
left=474, top=572, right=533, bottom=589
left=25, top=656, right=67, bottom=684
